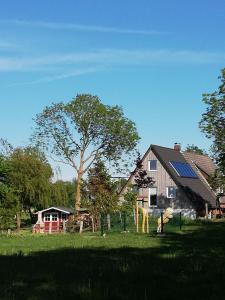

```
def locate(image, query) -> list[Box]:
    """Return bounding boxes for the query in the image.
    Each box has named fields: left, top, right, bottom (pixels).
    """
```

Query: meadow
left=0, top=220, right=225, bottom=300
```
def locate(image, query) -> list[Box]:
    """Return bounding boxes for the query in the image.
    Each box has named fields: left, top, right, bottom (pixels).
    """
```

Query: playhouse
left=33, top=206, right=74, bottom=233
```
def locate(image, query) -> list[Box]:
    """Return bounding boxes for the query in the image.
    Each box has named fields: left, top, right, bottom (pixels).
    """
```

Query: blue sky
left=0, top=0, right=224, bottom=180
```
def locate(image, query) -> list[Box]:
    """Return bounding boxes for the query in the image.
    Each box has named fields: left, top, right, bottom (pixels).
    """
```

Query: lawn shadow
left=1, top=222, right=225, bottom=300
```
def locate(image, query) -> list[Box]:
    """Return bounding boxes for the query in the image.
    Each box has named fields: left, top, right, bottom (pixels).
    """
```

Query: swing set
left=135, top=199, right=180, bottom=234
left=136, top=198, right=149, bottom=233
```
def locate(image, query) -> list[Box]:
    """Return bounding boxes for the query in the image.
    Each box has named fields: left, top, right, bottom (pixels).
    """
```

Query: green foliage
left=0, top=187, right=18, bottom=230
left=83, top=160, right=119, bottom=216
left=199, top=69, right=225, bottom=174
left=0, top=155, right=18, bottom=229
left=51, top=180, right=76, bottom=207
left=185, top=144, right=207, bottom=155
left=8, top=147, right=53, bottom=211
left=33, top=94, right=140, bottom=209
left=120, top=187, right=137, bottom=213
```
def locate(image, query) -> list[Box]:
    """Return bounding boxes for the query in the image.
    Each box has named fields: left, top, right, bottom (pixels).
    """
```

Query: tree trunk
left=16, top=212, right=21, bottom=232
left=75, top=157, right=84, bottom=211
left=75, top=172, right=82, bottom=211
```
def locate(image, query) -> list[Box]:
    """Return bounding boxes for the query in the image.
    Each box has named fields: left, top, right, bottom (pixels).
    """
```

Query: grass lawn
left=0, top=221, right=225, bottom=299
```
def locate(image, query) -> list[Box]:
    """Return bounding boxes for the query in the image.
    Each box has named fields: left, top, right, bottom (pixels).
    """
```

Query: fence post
left=136, top=202, right=139, bottom=233
left=205, top=203, right=208, bottom=219
left=107, top=214, right=111, bottom=231
left=160, top=212, right=164, bottom=233
left=100, top=213, right=104, bottom=236
left=146, top=211, right=149, bottom=234
left=123, top=212, right=126, bottom=231
left=79, top=220, right=83, bottom=234
left=179, top=212, right=182, bottom=231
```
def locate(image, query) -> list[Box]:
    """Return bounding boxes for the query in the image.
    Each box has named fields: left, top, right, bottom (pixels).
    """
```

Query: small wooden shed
left=33, top=206, right=74, bottom=233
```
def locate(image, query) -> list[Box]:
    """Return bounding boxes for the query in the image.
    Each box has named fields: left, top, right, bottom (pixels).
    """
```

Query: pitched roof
left=151, top=145, right=216, bottom=208
left=36, top=206, right=75, bottom=214
left=182, top=151, right=216, bottom=176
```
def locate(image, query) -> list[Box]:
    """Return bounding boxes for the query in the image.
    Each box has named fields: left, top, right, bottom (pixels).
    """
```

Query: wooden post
left=63, top=220, right=66, bottom=233
left=100, top=213, right=104, bottom=236
left=123, top=212, right=126, bottom=231
left=91, top=216, right=95, bottom=232
left=133, top=208, right=136, bottom=225
left=160, top=212, right=164, bottom=234
left=205, top=203, right=208, bottom=219
left=107, top=214, right=111, bottom=231
left=142, top=209, right=146, bottom=233
left=136, top=202, right=139, bottom=233
left=79, top=220, right=83, bottom=234
left=179, top=212, right=182, bottom=231
left=146, top=211, right=149, bottom=234
left=16, top=213, right=21, bottom=232
left=49, top=222, right=52, bottom=234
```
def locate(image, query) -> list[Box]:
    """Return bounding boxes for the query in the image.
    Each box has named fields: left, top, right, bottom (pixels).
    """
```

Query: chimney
left=174, top=143, right=181, bottom=151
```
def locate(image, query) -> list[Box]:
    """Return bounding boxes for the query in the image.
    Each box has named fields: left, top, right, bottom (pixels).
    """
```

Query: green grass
left=0, top=221, right=225, bottom=299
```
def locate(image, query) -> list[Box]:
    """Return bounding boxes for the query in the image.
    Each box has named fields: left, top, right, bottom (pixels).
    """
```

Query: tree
left=185, top=144, right=207, bottom=155
left=120, top=188, right=137, bottom=213
left=33, top=94, right=139, bottom=211
left=132, top=153, right=155, bottom=189
left=199, top=69, right=225, bottom=175
left=0, top=155, right=18, bottom=230
left=7, top=147, right=53, bottom=228
left=83, top=160, right=119, bottom=218
left=50, top=180, right=76, bottom=207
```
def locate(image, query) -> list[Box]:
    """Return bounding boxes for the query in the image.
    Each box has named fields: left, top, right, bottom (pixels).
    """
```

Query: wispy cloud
left=10, top=67, right=100, bottom=86
left=0, top=19, right=164, bottom=35
left=1, top=49, right=225, bottom=72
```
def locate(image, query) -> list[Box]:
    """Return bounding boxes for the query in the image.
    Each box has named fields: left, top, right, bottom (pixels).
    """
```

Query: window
left=167, top=186, right=176, bottom=198
left=217, top=187, right=224, bottom=194
left=149, top=160, right=157, bottom=171
left=149, top=187, right=157, bottom=206
left=61, top=213, right=67, bottom=220
left=52, top=213, right=58, bottom=221
left=44, top=213, right=51, bottom=221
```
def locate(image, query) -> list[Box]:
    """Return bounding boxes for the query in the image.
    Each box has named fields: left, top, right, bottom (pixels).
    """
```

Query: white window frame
left=44, top=212, right=58, bottom=222
left=166, top=186, right=176, bottom=199
left=148, top=160, right=157, bottom=171
left=149, top=187, right=157, bottom=207
left=44, top=213, right=51, bottom=221
left=51, top=213, right=58, bottom=221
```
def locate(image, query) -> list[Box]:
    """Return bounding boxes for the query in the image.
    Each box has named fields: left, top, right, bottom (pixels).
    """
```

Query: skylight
left=170, top=161, right=198, bottom=178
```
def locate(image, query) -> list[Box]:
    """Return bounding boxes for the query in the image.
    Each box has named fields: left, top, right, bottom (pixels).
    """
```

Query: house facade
left=120, top=144, right=217, bottom=218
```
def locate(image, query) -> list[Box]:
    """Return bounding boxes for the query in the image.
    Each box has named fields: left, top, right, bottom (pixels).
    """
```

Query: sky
left=0, top=0, right=224, bottom=180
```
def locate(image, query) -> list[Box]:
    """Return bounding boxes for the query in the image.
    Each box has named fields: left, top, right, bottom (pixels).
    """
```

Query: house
left=33, top=206, right=74, bottom=233
left=120, top=143, right=217, bottom=218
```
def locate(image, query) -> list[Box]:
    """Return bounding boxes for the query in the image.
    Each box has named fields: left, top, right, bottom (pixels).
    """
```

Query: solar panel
left=170, top=161, right=198, bottom=178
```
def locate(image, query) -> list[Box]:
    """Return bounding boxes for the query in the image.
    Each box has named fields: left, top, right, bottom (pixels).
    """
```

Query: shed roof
left=36, top=206, right=75, bottom=214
